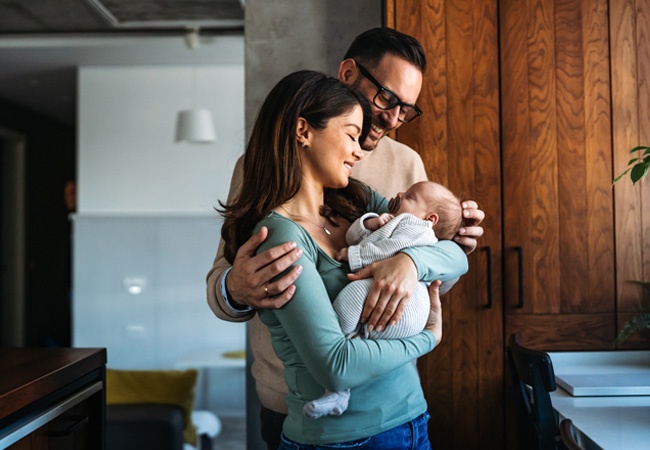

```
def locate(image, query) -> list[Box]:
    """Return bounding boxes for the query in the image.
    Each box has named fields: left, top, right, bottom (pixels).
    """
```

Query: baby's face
left=387, top=182, right=437, bottom=219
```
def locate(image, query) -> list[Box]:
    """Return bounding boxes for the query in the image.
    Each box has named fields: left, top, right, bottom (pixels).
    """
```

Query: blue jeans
left=278, top=411, right=431, bottom=450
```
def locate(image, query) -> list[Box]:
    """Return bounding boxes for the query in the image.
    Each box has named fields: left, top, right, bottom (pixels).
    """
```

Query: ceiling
left=0, top=0, right=244, bottom=125
left=0, top=0, right=244, bottom=33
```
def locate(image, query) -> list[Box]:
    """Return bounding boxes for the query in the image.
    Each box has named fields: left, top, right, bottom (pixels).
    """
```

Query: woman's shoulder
left=255, top=211, right=318, bottom=253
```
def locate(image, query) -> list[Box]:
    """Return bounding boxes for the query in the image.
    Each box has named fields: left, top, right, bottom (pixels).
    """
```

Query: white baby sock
left=302, top=389, right=351, bottom=419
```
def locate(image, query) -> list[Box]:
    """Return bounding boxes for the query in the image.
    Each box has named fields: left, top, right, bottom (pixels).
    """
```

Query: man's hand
left=347, top=253, right=418, bottom=332
left=225, top=226, right=303, bottom=310
left=424, top=280, right=443, bottom=345
left=454, top=200, right=485, bottom=255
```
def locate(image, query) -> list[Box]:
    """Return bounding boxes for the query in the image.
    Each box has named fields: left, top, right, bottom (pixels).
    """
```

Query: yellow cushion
left=222, top=349, right=245, bottom=359
left=106, top=368, right=198, bottom=445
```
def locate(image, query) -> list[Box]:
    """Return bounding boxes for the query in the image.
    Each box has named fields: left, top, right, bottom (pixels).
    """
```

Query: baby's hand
left=337, top=247, right=349, bottom=262
left=364, top=213, right=393, bottom=231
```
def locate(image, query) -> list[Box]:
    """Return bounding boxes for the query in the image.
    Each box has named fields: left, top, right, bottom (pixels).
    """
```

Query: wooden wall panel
left=506, top=314, right=616, bottom=350
left=637, top=0, right=649, bottom=315
left=583, top=0, right=614, bottom=311
left=611, top=0, right=650, bottom=315
left=555, top=0, right=588, bottom=312
left=447, top=2, right=479, bottom=449
left=501, top=0, right=532, bottom=312
left=472, top=0, right=503, bottom=446
left=388, top=0, right=502, bottom=448
left=527, top=0, right=560, bottom=314
left=501, top=0, right=614, bottom=330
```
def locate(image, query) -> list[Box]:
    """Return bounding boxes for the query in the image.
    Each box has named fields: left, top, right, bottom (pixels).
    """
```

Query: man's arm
left=206, top=157, right=302, bottom=322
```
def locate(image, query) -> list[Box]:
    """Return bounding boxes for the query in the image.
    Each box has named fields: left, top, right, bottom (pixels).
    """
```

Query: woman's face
left=301, top=105, right=365, bottom=189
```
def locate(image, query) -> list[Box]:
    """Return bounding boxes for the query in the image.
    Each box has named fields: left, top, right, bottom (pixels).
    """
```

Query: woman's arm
left=257, top=217, right=437, bottom=393
left=366, top=189, right=468, bottom=282
left=350, top=190, right=467, bottom=329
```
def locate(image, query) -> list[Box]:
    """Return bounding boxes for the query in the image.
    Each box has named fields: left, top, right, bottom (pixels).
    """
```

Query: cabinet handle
left=49, top=415, right=89, bottom=437
left=515, top=246, right=524, bottom=308
left=482, top=246, right=492, bottom=308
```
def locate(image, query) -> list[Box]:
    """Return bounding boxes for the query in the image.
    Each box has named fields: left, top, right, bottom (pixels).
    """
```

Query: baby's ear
left=426, top=213, right=439, bottom=226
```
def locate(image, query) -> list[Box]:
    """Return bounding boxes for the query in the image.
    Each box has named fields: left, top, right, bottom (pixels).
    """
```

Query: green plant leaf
left=615, top=313, right=650, bottom=346
left=631, top=161, right=650, bottom=184
left=613, top=145, right=650, bottom=185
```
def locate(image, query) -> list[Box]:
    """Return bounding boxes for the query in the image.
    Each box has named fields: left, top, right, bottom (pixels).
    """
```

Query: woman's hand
left=454, top=200, right=485, bottom=255
left=347, top=253, right=418, bottom=332
left=425, top=280, right=443, bottom=345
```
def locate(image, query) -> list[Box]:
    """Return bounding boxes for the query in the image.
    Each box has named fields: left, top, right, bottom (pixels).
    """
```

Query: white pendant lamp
left=176, top=108, right=216, bottom=143
left=175, top=28, right=217, bottom=143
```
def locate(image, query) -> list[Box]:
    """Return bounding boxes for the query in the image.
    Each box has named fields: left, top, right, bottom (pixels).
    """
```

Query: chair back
left=559, top=418, right=584, bottom=450
left=507, top=333, right=562, bottom=450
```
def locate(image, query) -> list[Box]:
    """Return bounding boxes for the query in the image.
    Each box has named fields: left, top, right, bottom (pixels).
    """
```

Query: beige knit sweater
left=205, top=136, right=427, bottom=414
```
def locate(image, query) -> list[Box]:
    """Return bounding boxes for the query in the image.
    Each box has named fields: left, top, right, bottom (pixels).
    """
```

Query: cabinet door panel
left=500, top=0, right=615, bottom=337
left=388, top=0, right=503, bottom=448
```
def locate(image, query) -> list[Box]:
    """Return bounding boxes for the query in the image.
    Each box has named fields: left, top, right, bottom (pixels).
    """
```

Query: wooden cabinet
left=500, top=0, right=617, bottom=350
left=386, top=0, right=649, bottom=448
left=0, top=348, right=106, bottom=450
left=385, top=1, right=503, bottom=449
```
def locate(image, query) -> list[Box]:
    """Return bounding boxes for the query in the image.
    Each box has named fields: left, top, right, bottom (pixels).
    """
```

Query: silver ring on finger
left=264, top=283, right=269, bottom=296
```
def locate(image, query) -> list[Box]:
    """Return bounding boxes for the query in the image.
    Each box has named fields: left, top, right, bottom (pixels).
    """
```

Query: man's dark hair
left=343, top=27, right=426, bottom=72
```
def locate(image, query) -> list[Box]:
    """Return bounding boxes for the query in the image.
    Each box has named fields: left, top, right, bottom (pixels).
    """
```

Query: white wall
left=78, top=63, right=244, bottom=214
left=73, top=36, right=246, bottom=416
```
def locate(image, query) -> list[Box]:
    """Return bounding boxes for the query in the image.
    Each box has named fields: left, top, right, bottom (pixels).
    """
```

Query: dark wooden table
left=0, top=347, right=106, bottom=449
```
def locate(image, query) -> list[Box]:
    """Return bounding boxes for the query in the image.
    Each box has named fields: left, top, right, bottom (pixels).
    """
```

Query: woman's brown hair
left=220, top=70, right=372, bottom=263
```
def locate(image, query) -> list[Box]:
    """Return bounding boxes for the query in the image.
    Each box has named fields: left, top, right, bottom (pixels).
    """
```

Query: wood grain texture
left=0, top=348, right=106, bottom=419
left=639, top=0, right=650, bottom=301
left=389, top=0, right=503, bottom=448
left=501, top=0, right=532, bottom=312
left=583, top=0, right=615, bottom=312
left=555, top=0, right=588, bottom=312
left=528, top=0, right=560, bottom=313
left=611, top=0, right=644, bottom=311
left=471, top=0, right=503, bottom=446
left=502, top=0, right=614, bottom=324
left=505, top=314, right=616, bottom=350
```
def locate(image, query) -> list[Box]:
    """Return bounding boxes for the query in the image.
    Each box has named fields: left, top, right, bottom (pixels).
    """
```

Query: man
left=206, top=28, right=485, bottom=449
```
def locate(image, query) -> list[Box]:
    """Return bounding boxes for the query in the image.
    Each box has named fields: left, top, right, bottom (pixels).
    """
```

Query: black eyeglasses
left=355, top=62, right=422, bottom=123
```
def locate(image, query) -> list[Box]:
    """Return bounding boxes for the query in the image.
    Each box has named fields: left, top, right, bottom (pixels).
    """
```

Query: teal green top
left=255, top=190, right=468, bottom=444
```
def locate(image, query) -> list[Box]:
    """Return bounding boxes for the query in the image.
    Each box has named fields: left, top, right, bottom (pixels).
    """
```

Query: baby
left=303, top=181, right=464, bottom=419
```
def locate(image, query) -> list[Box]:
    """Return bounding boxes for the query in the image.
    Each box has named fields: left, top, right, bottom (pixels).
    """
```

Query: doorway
left=1, top=127, right=26, bottom=347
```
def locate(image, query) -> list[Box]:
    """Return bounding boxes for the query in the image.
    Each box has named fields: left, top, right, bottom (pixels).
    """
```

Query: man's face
left=348, top=53, right=423, bottom=150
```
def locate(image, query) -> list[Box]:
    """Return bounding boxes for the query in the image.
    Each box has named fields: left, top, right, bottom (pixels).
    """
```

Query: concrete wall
left=243, top=1, right=381, bottom=446
left=245, top=0, right=382, bottom=133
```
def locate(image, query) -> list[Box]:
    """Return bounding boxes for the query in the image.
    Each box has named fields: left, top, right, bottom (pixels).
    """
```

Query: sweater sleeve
left=347, top=214, right=438, bottom=272
left=345, top=213, right=378, bottom=245
left=205, top=156, right=255, bottom=322
left=366, top=189, right=469, bottom=283
left=256, top=216, right=437, bottom=392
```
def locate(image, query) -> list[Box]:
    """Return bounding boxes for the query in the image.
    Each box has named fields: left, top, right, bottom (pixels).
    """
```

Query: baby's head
left=387, top=181, right=463, bottom=240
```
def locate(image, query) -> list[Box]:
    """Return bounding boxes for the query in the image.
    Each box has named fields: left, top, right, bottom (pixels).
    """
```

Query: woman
left=221, top=71, right=467, bottom=449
